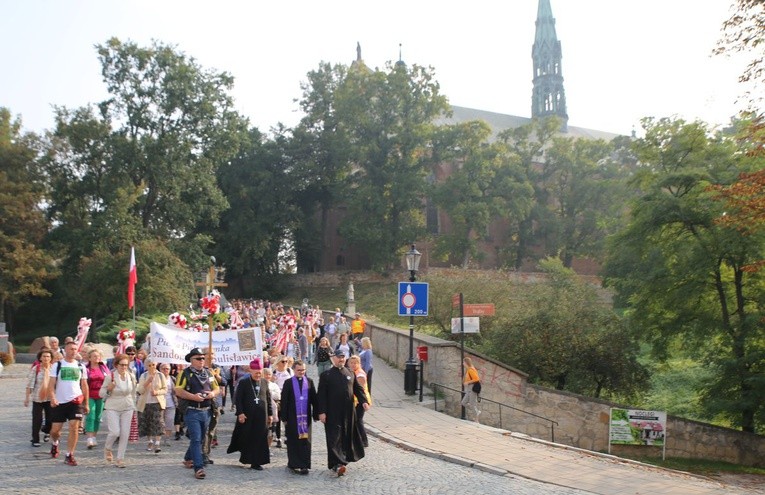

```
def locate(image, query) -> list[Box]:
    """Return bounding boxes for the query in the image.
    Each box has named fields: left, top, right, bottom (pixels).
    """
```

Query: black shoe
left=43, top=434, right=50, bottom=443
left=251, top=464, right=263, bottom=470
left=175, top=432, right=181, bottom=441
left=203, top=456, right=214, bottom=465
left=300, top=468, right=309, bottom=475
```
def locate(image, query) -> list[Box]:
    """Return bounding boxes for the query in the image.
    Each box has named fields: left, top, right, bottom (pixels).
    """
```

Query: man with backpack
left=175, top=347, right=220, bottom=480
left=47, top=340, right=90, bottom=466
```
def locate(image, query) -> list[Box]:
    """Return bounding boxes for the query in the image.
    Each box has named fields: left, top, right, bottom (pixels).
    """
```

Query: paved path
left=0, top=363, right=582, bottom=495
left=1, top=358, right=762, bottom=495
left=364, top=357, right=764, bottom=495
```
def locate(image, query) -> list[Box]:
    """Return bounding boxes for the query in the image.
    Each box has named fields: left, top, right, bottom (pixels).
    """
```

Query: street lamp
left=404, top=243, right=421, bottom=395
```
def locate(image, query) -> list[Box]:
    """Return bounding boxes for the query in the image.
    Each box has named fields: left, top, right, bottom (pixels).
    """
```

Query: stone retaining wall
left=362, top=318, right=765, bottom=468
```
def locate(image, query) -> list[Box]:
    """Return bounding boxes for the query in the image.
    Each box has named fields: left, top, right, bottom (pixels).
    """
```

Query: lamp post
left=403, top=243, right=421, bottom=395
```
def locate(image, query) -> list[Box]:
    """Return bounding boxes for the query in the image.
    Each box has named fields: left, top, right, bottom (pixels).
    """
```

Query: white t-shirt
left=50, top=359, right=86, bottom=403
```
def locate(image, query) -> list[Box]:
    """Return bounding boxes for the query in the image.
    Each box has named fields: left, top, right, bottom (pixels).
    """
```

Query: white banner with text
left=149, top=322, right=262, bottom=365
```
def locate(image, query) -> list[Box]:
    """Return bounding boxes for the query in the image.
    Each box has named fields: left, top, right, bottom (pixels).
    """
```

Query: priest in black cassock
left=227, top=359, right=273, bottom=470
left=317, top=350, right=369, bottom=477
left=279, top=360, right=319, bottom=474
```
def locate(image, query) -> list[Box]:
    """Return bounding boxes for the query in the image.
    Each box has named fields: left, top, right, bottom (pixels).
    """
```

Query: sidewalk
left=363, top=357, right=762, bottom=495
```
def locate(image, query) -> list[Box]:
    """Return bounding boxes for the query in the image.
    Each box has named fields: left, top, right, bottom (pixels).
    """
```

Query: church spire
left=532, top=0, right=568, bottom=132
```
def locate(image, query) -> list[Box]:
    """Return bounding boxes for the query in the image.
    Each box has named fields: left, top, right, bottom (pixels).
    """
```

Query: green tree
left=542, top=136, right=624, bottom=267
left=37, top=38, right=247, bottom=320
left=0, top=108, right=56, bottom=325
left=603, top=117, right=765, bottom=433
left=490, top=258, right=648, bottom=398
left=212, top=127, right=298, bottom=296
left=95, top=37, right=247, bottom=238
left=432, top=120, right=533, bottom=267
left=335, top=61, right=451, bottom=269
left=496, top=118, right=560, bottom=269
left=72, top=240, right=193, bottom=321
left=290, top=62, right=353, bottom=273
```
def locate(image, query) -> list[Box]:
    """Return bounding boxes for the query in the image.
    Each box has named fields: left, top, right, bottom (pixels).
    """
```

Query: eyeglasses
left=126, top=352, right=136, bottom=356
left=117, top=363, right=129, bottom=366
left=192, top=357, right=206, bottom=361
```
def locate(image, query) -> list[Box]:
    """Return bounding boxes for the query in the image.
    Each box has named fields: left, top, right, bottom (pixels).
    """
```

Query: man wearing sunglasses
left=175, top=348, right=220, bottom=480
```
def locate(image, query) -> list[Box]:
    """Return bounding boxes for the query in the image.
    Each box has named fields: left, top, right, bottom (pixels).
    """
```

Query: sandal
left=183, top=459, right=194, bottom=469
left=105, top=448, right=113, bottom=462
left=195, top=468, right=206, bottom=479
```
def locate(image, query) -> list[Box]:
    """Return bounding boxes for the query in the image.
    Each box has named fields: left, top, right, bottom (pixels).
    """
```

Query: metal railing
left=430, top=382, right=559, bottom=443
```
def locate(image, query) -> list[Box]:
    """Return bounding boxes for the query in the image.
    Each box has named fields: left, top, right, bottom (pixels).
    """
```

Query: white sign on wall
left=451, top=317, right=480, bottom=334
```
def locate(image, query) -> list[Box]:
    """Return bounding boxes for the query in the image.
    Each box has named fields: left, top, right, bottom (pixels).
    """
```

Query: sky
left=0, top=1, right=754, bottom=138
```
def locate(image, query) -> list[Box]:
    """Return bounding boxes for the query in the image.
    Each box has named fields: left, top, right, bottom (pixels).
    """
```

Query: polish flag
left=128, top=247, right=137, bottom=309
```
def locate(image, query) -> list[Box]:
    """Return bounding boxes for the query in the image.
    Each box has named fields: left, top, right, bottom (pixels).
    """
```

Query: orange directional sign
left=463, top=303, right=495, bottom=317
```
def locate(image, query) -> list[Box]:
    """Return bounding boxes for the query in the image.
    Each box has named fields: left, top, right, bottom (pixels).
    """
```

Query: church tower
left=531, top=0, right=568, bottom=131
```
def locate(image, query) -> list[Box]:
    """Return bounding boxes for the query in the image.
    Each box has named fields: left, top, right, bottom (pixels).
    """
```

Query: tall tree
left=604, top=117, right=765, bottom=433
left=291, top=62, right=353, bottom=273
left=38, top=38, right=247, bottom=317
left=432, top=120, right=533, bottom=267
left=213, top=127, right=298, bottom=296
left=335, top=61, right=451, bottom=269
left=0, top=108, right=55, bottom=325
left=542, top=136, right=623, bottom=267
left=497, top=118, right=560, bottom=269
left=95, top=37, right=247, bottom=238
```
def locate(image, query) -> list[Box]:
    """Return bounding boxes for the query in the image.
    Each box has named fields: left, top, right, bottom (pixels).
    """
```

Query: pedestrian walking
left=47, top=340, right=90, bottom=466
left=136, top=358, right=168, bottom=453
left=101, top=353, right=137, bottom=468
left=279, top=360, right=319, bottom=474
left=24, top=348, right=53, bottom=447
left=227, top=359, right=273, bottom=471
left=461, top=357, right=481, bottom=423
left=175, top=348, right=220, bottom=480
left=84, top=348, right=110, bottom=450
left=317, top=350, right=369, bottom=477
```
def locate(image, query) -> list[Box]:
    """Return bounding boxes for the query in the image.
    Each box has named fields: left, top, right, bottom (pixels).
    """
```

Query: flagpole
left=128, top=246, right=138, bottom=334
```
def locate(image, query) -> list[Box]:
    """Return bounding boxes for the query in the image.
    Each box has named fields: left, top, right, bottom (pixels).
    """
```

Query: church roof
left=437, top=105, right=623, bottom=142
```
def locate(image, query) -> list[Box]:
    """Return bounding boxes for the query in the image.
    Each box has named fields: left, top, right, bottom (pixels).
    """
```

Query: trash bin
left=417, top=345, right=428, bottom=362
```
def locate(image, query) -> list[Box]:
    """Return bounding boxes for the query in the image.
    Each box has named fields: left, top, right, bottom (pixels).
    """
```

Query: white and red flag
left=128, top=246, right=137, bottom=309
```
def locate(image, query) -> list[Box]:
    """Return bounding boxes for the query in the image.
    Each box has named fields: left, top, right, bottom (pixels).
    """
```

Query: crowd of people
left=23, top=299, right=374, bottom=481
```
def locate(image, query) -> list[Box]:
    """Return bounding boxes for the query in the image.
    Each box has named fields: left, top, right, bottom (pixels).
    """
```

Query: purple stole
left=291, top=376, right=309, bottom=439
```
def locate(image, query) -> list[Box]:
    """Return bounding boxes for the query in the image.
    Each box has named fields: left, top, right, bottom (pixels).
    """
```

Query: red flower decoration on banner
left=168, top=312, right=188, bottom=329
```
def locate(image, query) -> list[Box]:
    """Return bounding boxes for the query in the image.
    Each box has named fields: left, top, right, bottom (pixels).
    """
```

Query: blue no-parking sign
left=398, top=282, right=429, bottom=316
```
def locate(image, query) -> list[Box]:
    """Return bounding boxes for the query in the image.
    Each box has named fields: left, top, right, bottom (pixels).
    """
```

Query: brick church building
left=318, top=0, right=621, bottom=274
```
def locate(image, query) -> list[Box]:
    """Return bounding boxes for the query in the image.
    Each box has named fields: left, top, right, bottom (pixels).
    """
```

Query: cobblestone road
left=0, top=364, right=588, bottom=495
